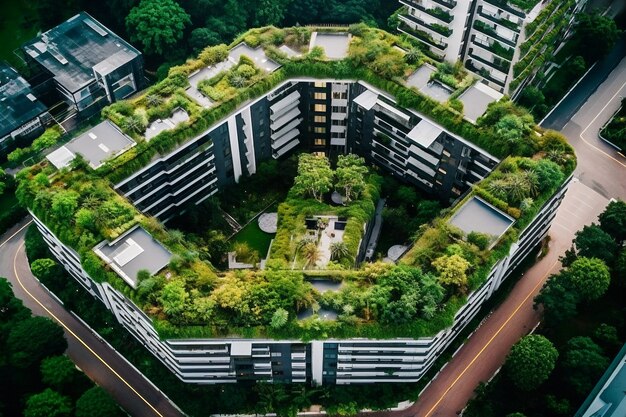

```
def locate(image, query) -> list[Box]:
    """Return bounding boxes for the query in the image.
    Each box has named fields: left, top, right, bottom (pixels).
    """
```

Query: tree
left=189, top=28, right=221, bottom=52
left=562, top=336, right=609, bottom=394
left=24, top=389, right=72, bottom=417
left=330, top=242, right=350, bottom=261
left=574, top=224, right=617, bottom=265
left=159, top=280, right=189, bottom=315
left=565, top=257, right=610, bottom=302
left=504, top=335, right=558, bottom=391
left=593, top=323, right=621, bottom=352
left=51, top=190, right=80, bottom=220
left=0, top=168, right=7, bottom=196
left=270, top=308, right=289, bottom=329
left=432, top=254, right=470, bottom=289
left=31, top=258, right=61, bottom=282
left=7, top=316, right=67, bottom=369
left=598, top=200, right=626, bottom=243
left=335, top=154, right=368, bottom=202
left=616, top=248, right=626, bottom=288
left=292, top=154, right=334, bottom=202
left=0, top=278, right=30, bottom=343
left=573, top=12, right=621, bottom=63
left=495, top=114, right=532, bottom=144
left=534, top=273, right=579, bottom=326
left=40, top=355, right=82, bottom=391
left=126, top=0, right=191, bottom=56
left=75, top=386, right=125, bottom=417
left=302, top=243, right=321, bottom=269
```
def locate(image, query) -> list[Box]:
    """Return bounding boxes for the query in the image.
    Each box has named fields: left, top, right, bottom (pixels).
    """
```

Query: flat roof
left=47, top=120, right=135, bottom=169
left=407, top=119, right=443, bottom=149
left=229, top=43, right=280, bottom=72
left=0, top=63, right=47, bottom=138
left=449, top=196, right=515, bottom=241
left=310, top=32, right=351, bottom=60
left=353, top=89, right=378, bottom=111
left=576, top=343, right=626, bottom=417
left=94, top=226, right=172, bottom=288
left=22, top=12, right=141, bottom=93
left=459, top=82, right=503, bottom=123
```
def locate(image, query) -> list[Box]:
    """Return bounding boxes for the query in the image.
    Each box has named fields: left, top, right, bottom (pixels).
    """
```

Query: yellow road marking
left=578, top=78, right=626, bottom=168
left=12, top=241, right=164, bottom=417
left=423, top=259, right=559, bottom=417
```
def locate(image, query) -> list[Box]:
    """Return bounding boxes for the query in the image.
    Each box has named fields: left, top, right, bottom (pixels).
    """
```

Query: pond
left=297, top=307, right=338, bottom=321
left=231, top=220, right=275, bottom=258
left=309, top=279, right=342, bottom=293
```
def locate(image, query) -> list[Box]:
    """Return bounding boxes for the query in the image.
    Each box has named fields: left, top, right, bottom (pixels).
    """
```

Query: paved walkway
left=367, top=180, right=608, bottom=417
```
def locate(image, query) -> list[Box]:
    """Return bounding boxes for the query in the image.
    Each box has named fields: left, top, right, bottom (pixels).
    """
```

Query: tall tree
left=432, top=254, right=470, bottom=289
left=565, top=257, right=610, bottom=302
left=41, top=355, right=83, bottom=392
left=573, top=12, right=621, bottom=63
left=534, top=273, right=579, bottom=327
left=335, top=154, right=368, bottom=202
left=504, top=335, right=558, bottom=391
left=598, top=200, right=626, bottom=243
left=561, top=337, right=609, bottom=395
left=7, top=316, right=67, bottom=369
left=75, top=386, right=125, bottom=417
left=292, top=154, right=333, bottom=202
left=23, top=389, right=72, bottom=417
left=574, top=224, right=617, bottom=265
left=126, top=0, right=191, bottom=56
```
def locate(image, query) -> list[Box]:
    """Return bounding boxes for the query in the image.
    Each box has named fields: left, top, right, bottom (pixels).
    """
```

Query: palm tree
left=330, top=241, right=350, bottom=261
left=146, top=94, right=163, bottom=107
left=302, top=243, right=321, bottom=269
left=405, top=48, right=421, bottom=64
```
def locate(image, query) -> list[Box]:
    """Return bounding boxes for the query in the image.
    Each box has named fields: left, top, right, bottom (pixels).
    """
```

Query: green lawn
left=231, top=220, right=275, bottom=258
left=0, top=2, right=39, bottom=66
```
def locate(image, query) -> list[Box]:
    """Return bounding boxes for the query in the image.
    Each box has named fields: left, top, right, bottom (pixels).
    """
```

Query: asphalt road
left=371, top=20, right=626, bottom=417
left=0, top=219, right=185, bottom=417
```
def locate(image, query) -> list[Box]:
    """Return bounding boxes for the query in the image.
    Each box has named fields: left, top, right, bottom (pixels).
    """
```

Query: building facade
left=0, top=63, right=49, bottom=158
left=22, top=12, right=145, bottom=119
left=398, top=0, right=586, bottom=94
left=115, top=79, right=499, bottom=222
left=30, top=71, right=572, bottom=385
left=30, top=173, right=570, bottom=384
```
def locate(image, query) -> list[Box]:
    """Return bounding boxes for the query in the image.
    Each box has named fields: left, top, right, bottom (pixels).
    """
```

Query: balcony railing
left=466, top=59, right=506, bottom=86
left=472, top=20, right=517, bottom=47
left=469, top=52, right=511, bottom=73
left=481, top=0, right=526, bottom=18
left=398, top=20, right=448, bottom=51
left=471, top=35, right=514, bottom=60
left=477, top=9, right=521, bottom=32
left=402, top=13, right=453, bottom=37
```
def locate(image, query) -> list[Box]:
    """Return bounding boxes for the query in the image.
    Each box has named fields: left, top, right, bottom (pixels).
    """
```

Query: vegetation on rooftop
left=17, top=24, right=576, bottom=341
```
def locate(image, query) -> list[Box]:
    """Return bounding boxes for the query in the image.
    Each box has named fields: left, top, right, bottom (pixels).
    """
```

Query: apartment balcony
left=468, top=51, right=510, bottom=74
left=402, top=12, right=453, bottom=37
left=472, top=20, right=517, bottom=47
left=477, top=8, right=521, bottom=32
left=481, top=0, right=526, bottom=18
left=401, top=0, right=453, bottom=23
left=398, top=21, right=448, bottom=56
left=471, top=35, right=513, bottom=60
left=466, top=59, right=506, bottom=86
left=401, top=0, right=457, bottom=10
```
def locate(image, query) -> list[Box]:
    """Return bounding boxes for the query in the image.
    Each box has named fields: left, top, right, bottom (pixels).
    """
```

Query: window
left=332, top=106, right=347, bottom=113
left=315, top=81, right=326, bottom=88
left=315, top=139, right=326, bottom=146
left=314, top=92, right=327, bottom=100
left=332, top=92, right=341, bottom=99
left=314, top=127, right=326, bottom=134
left=314, top=115, right=327, bottom=123
left=259, top=118, right=264, bottom=125
left=438, top=167, right=447, bottom=175
left=314, top=104, right=327, bottom=112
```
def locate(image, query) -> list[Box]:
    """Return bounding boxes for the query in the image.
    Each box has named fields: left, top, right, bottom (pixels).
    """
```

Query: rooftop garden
left=16, top=24, right=576, bottom=341
left=600, top=98, right=626, bottom=152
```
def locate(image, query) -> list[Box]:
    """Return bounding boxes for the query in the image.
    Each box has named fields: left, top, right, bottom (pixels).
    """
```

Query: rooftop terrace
left=449, top=196, right=515, bottom=243
left=47, top=120, right=135, bottom=169
left=310, top=32, right=351, bottom=60
left=22, top=12, right=140, bottom=93
left=0, top=63, right=47, bottom=138
left=94, top=226, right=172, bottom=288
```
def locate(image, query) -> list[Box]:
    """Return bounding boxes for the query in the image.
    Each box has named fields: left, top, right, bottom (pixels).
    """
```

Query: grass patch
left=231, top=218, right=275, bottom=257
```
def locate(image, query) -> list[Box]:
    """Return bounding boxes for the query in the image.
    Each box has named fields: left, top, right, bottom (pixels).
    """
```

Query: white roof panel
left=353, top=89, right=378, bottom=111
left=407, top=119, right=442, bottom=149
left=46, top=146, right=75, bottom=170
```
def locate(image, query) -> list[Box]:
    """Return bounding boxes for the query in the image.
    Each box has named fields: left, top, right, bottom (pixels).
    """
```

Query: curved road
left=369, top=32, right=626, bottom=417
left=0, top=220, right=185, bottom=417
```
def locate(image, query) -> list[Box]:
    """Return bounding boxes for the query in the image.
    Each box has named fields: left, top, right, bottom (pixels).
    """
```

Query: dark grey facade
left=22, top=12, right=146, bottom=118
left=115, top=79, right=498, bottom=221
